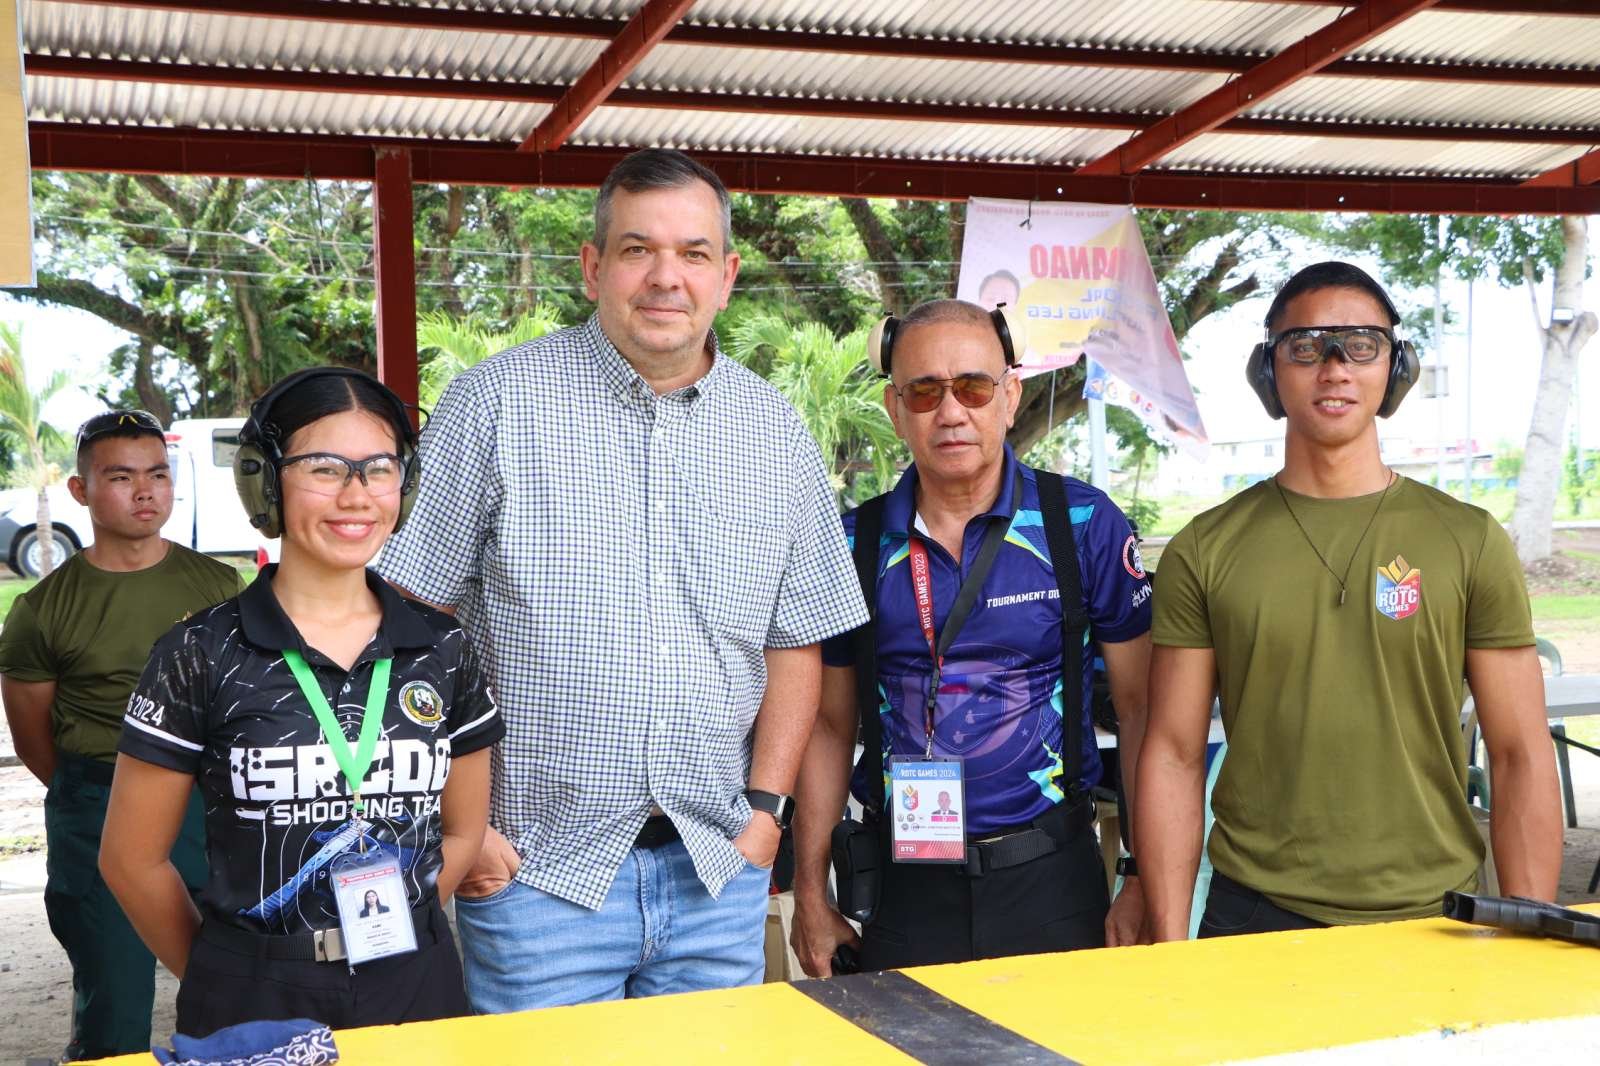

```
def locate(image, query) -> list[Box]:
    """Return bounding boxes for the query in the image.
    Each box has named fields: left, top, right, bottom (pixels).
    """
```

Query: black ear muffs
left=234, top=367, right=421, bottom=539
left=1378, top=339, right=1419, bottom=418
left=868, top=304, right=1028, bottom=377
left=1245, top=342, right=1283, bottom=419
left=1246, top=335, right=1421, bottom=421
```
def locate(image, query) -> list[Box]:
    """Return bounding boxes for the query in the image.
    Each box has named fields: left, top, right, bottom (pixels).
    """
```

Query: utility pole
left=1463, top=270, right=1474, bottom=502
left=1433, top=216, right=1448, bottom=494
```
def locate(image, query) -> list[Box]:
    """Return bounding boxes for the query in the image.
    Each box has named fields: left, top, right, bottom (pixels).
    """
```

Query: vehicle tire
left=15, top=526, right=78, bottom=579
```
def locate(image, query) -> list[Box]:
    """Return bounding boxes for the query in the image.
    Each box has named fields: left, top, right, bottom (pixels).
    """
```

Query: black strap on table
left=849, top=467, right=1090, bottom=814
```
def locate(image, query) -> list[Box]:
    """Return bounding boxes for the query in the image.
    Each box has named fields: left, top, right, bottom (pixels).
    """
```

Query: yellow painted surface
left=92, top=910, right=1600, bottom=1065
left=0, top=0, right=32, bottom=286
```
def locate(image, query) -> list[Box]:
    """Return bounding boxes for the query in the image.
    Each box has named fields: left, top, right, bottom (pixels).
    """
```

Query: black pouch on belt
left=830, top=818, right=882, bottom=925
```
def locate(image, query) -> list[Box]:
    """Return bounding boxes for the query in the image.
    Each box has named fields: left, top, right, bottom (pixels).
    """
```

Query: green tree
left=0, top=323, right=72, bottom=577
left=416, top=308, right=566, bottom=410
left=726, top=314, right=904, bottom=505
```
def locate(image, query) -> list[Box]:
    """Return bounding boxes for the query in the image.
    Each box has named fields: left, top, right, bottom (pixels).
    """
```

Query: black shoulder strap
left=1035, top=469, right=1088, bottom=799
left=849, top=494, right=887, bottom=814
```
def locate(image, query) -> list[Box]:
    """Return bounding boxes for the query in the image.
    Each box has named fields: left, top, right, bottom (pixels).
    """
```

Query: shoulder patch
left=1122, top=535, right=1146, bottom=579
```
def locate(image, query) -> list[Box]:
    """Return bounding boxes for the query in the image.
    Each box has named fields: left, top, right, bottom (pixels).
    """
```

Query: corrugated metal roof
left=19, top=0, right=1600, bottom=186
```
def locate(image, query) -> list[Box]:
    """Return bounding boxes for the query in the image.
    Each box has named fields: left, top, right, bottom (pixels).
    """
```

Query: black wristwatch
left=1116, top=855, right=1138, bottom=877
left=745, top=789, right=795, bottom=830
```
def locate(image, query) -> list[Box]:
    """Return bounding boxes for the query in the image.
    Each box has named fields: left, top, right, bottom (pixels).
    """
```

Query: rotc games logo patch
left=398, top=681, right=444, bottom=728
left=1122, top=535, right=1146, bottom=579
left=1375, top=555, right=1422, bottom=621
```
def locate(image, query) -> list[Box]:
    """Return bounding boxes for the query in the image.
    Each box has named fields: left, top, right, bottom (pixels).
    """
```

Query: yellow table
left=96, top=909, right=1600, bottom=1065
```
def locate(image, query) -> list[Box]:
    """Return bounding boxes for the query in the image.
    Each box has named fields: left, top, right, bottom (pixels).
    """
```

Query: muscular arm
left=1, top=676, right=57, bottom=787
left=436, top=748, right=492, bottom=902
left=790, top=664, right=861, bottom=977
left=1133, top=645, right=1216, bottom=942
left=1099, top=633, right=1151, bottom=946
left=734, top=644, right=822, bottom=869
left=99, top=755, right=202, bottom=977
left=1469, top=645, right=1562, bottom=899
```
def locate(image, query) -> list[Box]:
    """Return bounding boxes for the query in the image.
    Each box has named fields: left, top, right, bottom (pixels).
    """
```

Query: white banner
left=957, top=198, right=1206, bottom=456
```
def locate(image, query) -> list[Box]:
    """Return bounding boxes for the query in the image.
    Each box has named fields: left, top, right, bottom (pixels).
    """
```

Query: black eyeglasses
left=278, top=452, right=407, bottom=497
left=893, top=373, right=1007, bottom=414
left=1270, top=326, right=1396, bottom=366
left=75, top=410, right=164, bottom=450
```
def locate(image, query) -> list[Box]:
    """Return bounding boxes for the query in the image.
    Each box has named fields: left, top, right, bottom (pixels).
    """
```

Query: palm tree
left=0, top=323, right=72, bottom=577
left=727, top=315, right=904, bottom=505
left=417, top=309, right=565, bottom=410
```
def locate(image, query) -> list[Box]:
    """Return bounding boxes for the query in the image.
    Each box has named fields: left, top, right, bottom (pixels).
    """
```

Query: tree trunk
left=133, top=338, right=174, bottom=425
left=842, top=198, right=908, bottom=317
left=35, top=487, right=54, bottom=578
left=1009, top=371, right=1087, bottom=457
left=1509, top=216, right=1598, bottom=564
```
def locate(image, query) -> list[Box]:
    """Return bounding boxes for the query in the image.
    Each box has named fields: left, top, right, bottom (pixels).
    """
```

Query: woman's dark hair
left=263, top=371, right=411, bottom=456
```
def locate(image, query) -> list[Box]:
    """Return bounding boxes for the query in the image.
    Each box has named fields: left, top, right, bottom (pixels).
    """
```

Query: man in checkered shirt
left=379, top=148, right=866, bottom=1011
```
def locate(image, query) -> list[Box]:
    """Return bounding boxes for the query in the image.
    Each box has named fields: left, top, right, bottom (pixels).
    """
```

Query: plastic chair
left=1537, top=638, right=1577, bottom=829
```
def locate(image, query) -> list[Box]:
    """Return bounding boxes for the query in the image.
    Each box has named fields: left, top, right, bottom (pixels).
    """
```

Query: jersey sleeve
left=764, top=431, right=869, bottom=649
left=821, top=508, right=862, bottom=668
left=1075, top=489, right=1153, bottom=644
left=116, top=622, right=212, bottom=774
left=378, top=366, right=501, bottom=610
left=1465, top=516, right=1535, bottom=649
left=1150, top=521, right=1212, bottom=648
left=0, top=595, right=56, bottom=682
left=446, top=628, right=503, bottom=757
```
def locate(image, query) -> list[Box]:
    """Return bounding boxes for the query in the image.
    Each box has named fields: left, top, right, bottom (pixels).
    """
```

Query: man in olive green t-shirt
left=1135, top=262, right=1562, bottom=939
left=0, top=411, right=241, bottom=1061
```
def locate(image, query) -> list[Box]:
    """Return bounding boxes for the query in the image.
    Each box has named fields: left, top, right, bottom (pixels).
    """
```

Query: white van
left=0, top=418, right=273, bottom=577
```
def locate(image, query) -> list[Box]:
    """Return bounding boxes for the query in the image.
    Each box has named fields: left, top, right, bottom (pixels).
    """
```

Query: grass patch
left=1531, top=595, right=1600, bottom=623
left=0, top=834, right=44, bottom=856
left=0, top=577, right=36, bottom=619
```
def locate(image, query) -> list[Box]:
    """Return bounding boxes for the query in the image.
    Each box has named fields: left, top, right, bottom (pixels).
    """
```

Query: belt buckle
left=313, top=927, right=347, bottom=963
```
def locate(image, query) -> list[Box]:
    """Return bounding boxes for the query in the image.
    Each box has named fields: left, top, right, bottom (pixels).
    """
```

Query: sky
left=1, top=216, right=1598, bottom=463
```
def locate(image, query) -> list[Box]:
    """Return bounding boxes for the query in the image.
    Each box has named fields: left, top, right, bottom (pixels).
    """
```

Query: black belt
left=199, top=903, right=441, bottom=963
left=633, top=815, right=680, bottom=850
left=55, top=751, right=116, bottom=787
left=959, top=795, right=1094, bottom=879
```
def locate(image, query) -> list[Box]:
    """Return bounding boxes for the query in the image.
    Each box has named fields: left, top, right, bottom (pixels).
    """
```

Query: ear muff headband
left=869, top=304, right=1028, bottom=377
left=234, top=367, right=421, bottom=539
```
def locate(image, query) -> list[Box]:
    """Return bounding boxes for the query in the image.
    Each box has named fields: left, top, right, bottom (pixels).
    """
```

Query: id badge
left=888, top=756, right=966, bottom=863
left=329, top=844, right=418, bottom=966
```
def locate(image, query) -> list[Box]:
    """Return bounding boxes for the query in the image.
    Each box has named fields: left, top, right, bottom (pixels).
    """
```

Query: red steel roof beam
left=1522, top=147, right=1600, bottom=188
left=519, top=0, right=696, bottom=153
left=1077, top=0, right=1441, bottom=177
left=1263, top=0, right=1598, bottom=15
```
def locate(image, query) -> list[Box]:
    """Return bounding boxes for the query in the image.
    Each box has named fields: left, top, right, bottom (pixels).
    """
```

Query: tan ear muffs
left=233, top=366, right=421, bottom=539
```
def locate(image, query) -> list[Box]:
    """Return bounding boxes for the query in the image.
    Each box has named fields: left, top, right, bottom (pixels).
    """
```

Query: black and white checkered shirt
left=379, top=316, right=866, bottom=909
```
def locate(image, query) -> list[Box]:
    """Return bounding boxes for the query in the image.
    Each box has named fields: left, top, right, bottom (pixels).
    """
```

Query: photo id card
left=330, top=847, right=417, bottom=966
left=888, top=756, right=966, bottom=863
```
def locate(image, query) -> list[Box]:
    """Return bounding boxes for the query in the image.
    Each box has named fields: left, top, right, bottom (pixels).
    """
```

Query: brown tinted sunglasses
left=892, top=373, right=1006, bottom=414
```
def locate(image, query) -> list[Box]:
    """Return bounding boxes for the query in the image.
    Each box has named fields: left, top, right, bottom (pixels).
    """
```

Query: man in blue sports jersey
left=790, top=299, right=1153, bottom=975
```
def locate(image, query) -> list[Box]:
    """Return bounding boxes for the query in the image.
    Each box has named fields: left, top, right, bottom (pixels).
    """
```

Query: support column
left=373, top=147, right=418, bottom=416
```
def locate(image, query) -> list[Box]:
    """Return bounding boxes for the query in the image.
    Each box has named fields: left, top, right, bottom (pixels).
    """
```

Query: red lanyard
left=903, top=471, right=1018, bottom=757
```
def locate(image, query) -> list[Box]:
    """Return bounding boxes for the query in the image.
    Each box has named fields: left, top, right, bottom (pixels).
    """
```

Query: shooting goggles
left=75, top=410, right=164, bottom=450
left=893, top=372, right=1006, bottom=414
left=1270, top=326, right=1396, bottom=365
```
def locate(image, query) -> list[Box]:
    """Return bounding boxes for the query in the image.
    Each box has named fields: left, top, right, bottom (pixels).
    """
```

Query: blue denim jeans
left=453, top=840, right=770, bottom=1012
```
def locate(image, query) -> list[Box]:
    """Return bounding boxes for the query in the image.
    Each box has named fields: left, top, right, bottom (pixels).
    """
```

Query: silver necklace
left=1273, top=470, right=1396, bottom=607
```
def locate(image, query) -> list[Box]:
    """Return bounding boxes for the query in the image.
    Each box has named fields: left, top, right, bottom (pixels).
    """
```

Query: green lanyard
left=282, top=648, right=392, bottom=817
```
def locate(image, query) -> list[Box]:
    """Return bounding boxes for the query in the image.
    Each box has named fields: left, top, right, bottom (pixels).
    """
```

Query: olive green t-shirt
left=1153, top=476, right=1533, bottom=925
left=0, top=544, right=244, bottom=763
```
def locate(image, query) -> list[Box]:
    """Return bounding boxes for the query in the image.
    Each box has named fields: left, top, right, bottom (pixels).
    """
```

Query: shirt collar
left=883, top=443, right=1021, bottom=536
left=584, top=313, right=726, bottom=405
left=238, top=564, right=437, bottom=656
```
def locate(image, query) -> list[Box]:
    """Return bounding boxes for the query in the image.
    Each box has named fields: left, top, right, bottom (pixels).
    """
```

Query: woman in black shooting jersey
left=101, top=368, right=500, bottom=1035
